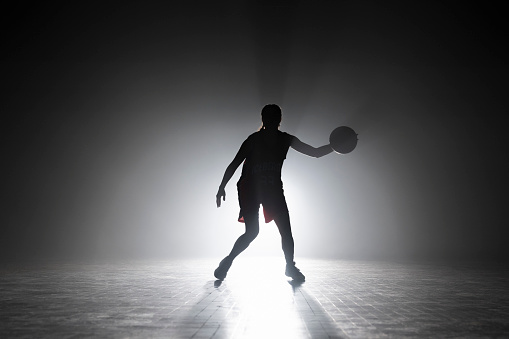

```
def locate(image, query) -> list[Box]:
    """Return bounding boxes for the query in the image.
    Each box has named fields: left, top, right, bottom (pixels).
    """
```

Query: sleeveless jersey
left=238, top=130, right=294, bottom=188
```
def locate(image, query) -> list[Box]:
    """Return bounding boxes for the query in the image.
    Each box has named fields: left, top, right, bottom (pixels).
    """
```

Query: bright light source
left=225, top=257, right=308, bottom=338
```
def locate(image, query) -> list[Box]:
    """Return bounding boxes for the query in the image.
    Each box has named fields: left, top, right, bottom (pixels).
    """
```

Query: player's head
left=261, top=104, right=282, bottom=129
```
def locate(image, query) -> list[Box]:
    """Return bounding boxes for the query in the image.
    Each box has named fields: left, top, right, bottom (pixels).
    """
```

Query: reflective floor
left=1, top=258, right=509, bottom=338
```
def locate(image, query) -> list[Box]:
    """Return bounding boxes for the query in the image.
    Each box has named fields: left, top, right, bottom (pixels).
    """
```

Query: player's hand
left=216, top=188, right=226, bottom=208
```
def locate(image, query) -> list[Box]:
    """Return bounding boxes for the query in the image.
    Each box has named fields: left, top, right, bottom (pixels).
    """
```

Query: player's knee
left=245, top=227, right=259, bottom=241
left=282, top=233, right=294, bottom=243
left=243, top=214, right=259, bottom=241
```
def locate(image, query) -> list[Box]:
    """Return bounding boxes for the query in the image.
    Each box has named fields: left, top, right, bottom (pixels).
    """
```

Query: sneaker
left=214, top=256, right=233, bottom=280
left=285, top=262, right=305, bottom=281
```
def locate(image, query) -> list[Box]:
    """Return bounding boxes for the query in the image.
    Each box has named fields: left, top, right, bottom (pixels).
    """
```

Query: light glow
left=224, top=257, right=308, bottom=338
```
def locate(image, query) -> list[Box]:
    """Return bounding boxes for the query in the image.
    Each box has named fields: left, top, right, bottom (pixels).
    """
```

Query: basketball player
left=215, top=104, right=333, bottom=281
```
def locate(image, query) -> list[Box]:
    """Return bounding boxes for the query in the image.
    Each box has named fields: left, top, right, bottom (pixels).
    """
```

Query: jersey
left=237, top=130, right=294, bottom=223
left=239, top=130, right=294, bottom=186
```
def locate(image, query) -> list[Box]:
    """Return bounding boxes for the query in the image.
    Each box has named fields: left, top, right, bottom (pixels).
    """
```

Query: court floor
left=1, top=257, right=509, bottom=338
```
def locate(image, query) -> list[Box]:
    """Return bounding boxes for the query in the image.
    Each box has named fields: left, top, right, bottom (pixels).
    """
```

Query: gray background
left=2, top=1, right=508, bottom=262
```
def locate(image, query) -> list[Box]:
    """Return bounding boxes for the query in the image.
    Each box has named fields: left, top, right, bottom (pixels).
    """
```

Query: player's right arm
left=216, top=140, right=249, bottom=207
left=291, top=136, right=333, bottom=158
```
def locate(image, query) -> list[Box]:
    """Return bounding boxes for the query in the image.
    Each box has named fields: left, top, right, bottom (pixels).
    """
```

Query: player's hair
left=260, top=104, right=282, bottom=130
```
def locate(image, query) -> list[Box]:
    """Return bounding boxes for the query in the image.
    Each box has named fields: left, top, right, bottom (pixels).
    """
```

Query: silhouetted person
left=215, top=104, right=333, bottom=281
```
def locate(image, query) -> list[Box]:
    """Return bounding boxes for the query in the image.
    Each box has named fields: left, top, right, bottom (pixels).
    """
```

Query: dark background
left=2, top=1, right=508, bottom=262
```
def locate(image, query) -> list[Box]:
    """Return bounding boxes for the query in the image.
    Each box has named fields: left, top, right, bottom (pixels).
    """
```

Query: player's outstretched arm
left=291, top=137, right=333, bottom=158
left=216, top=142, right=247, bottom=207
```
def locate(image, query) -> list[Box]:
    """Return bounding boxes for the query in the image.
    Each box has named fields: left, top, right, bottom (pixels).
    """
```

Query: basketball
left=329, top=126, right=358, bottom=154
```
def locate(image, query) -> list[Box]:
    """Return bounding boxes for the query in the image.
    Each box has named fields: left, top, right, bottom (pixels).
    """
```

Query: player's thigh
left=243, top=213, right=260, bottom=237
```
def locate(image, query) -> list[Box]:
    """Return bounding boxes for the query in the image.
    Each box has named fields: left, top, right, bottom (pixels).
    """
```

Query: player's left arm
left=290, top=136, right=333, bottom=158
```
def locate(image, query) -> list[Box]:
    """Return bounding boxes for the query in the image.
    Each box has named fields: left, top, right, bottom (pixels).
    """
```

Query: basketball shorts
left=237, top=179, right=289, bottom=223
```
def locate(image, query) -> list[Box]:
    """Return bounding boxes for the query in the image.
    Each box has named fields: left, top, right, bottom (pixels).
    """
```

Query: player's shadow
left=206, top=278, right=342, bottom=336
left=288, top=279, right=304, bottom=293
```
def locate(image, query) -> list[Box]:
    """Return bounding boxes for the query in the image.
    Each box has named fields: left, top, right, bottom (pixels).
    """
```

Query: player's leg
left=274, top=211, right=305, bottom=281
left=229, top=213, right=259, bottom=259
left=273, top=211, right=294, bottom=265
left=214, top=213, right=259, bottom=280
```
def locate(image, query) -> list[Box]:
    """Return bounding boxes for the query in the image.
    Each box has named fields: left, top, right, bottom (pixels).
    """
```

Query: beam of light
left=224, top=257, right=308, bottom=339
